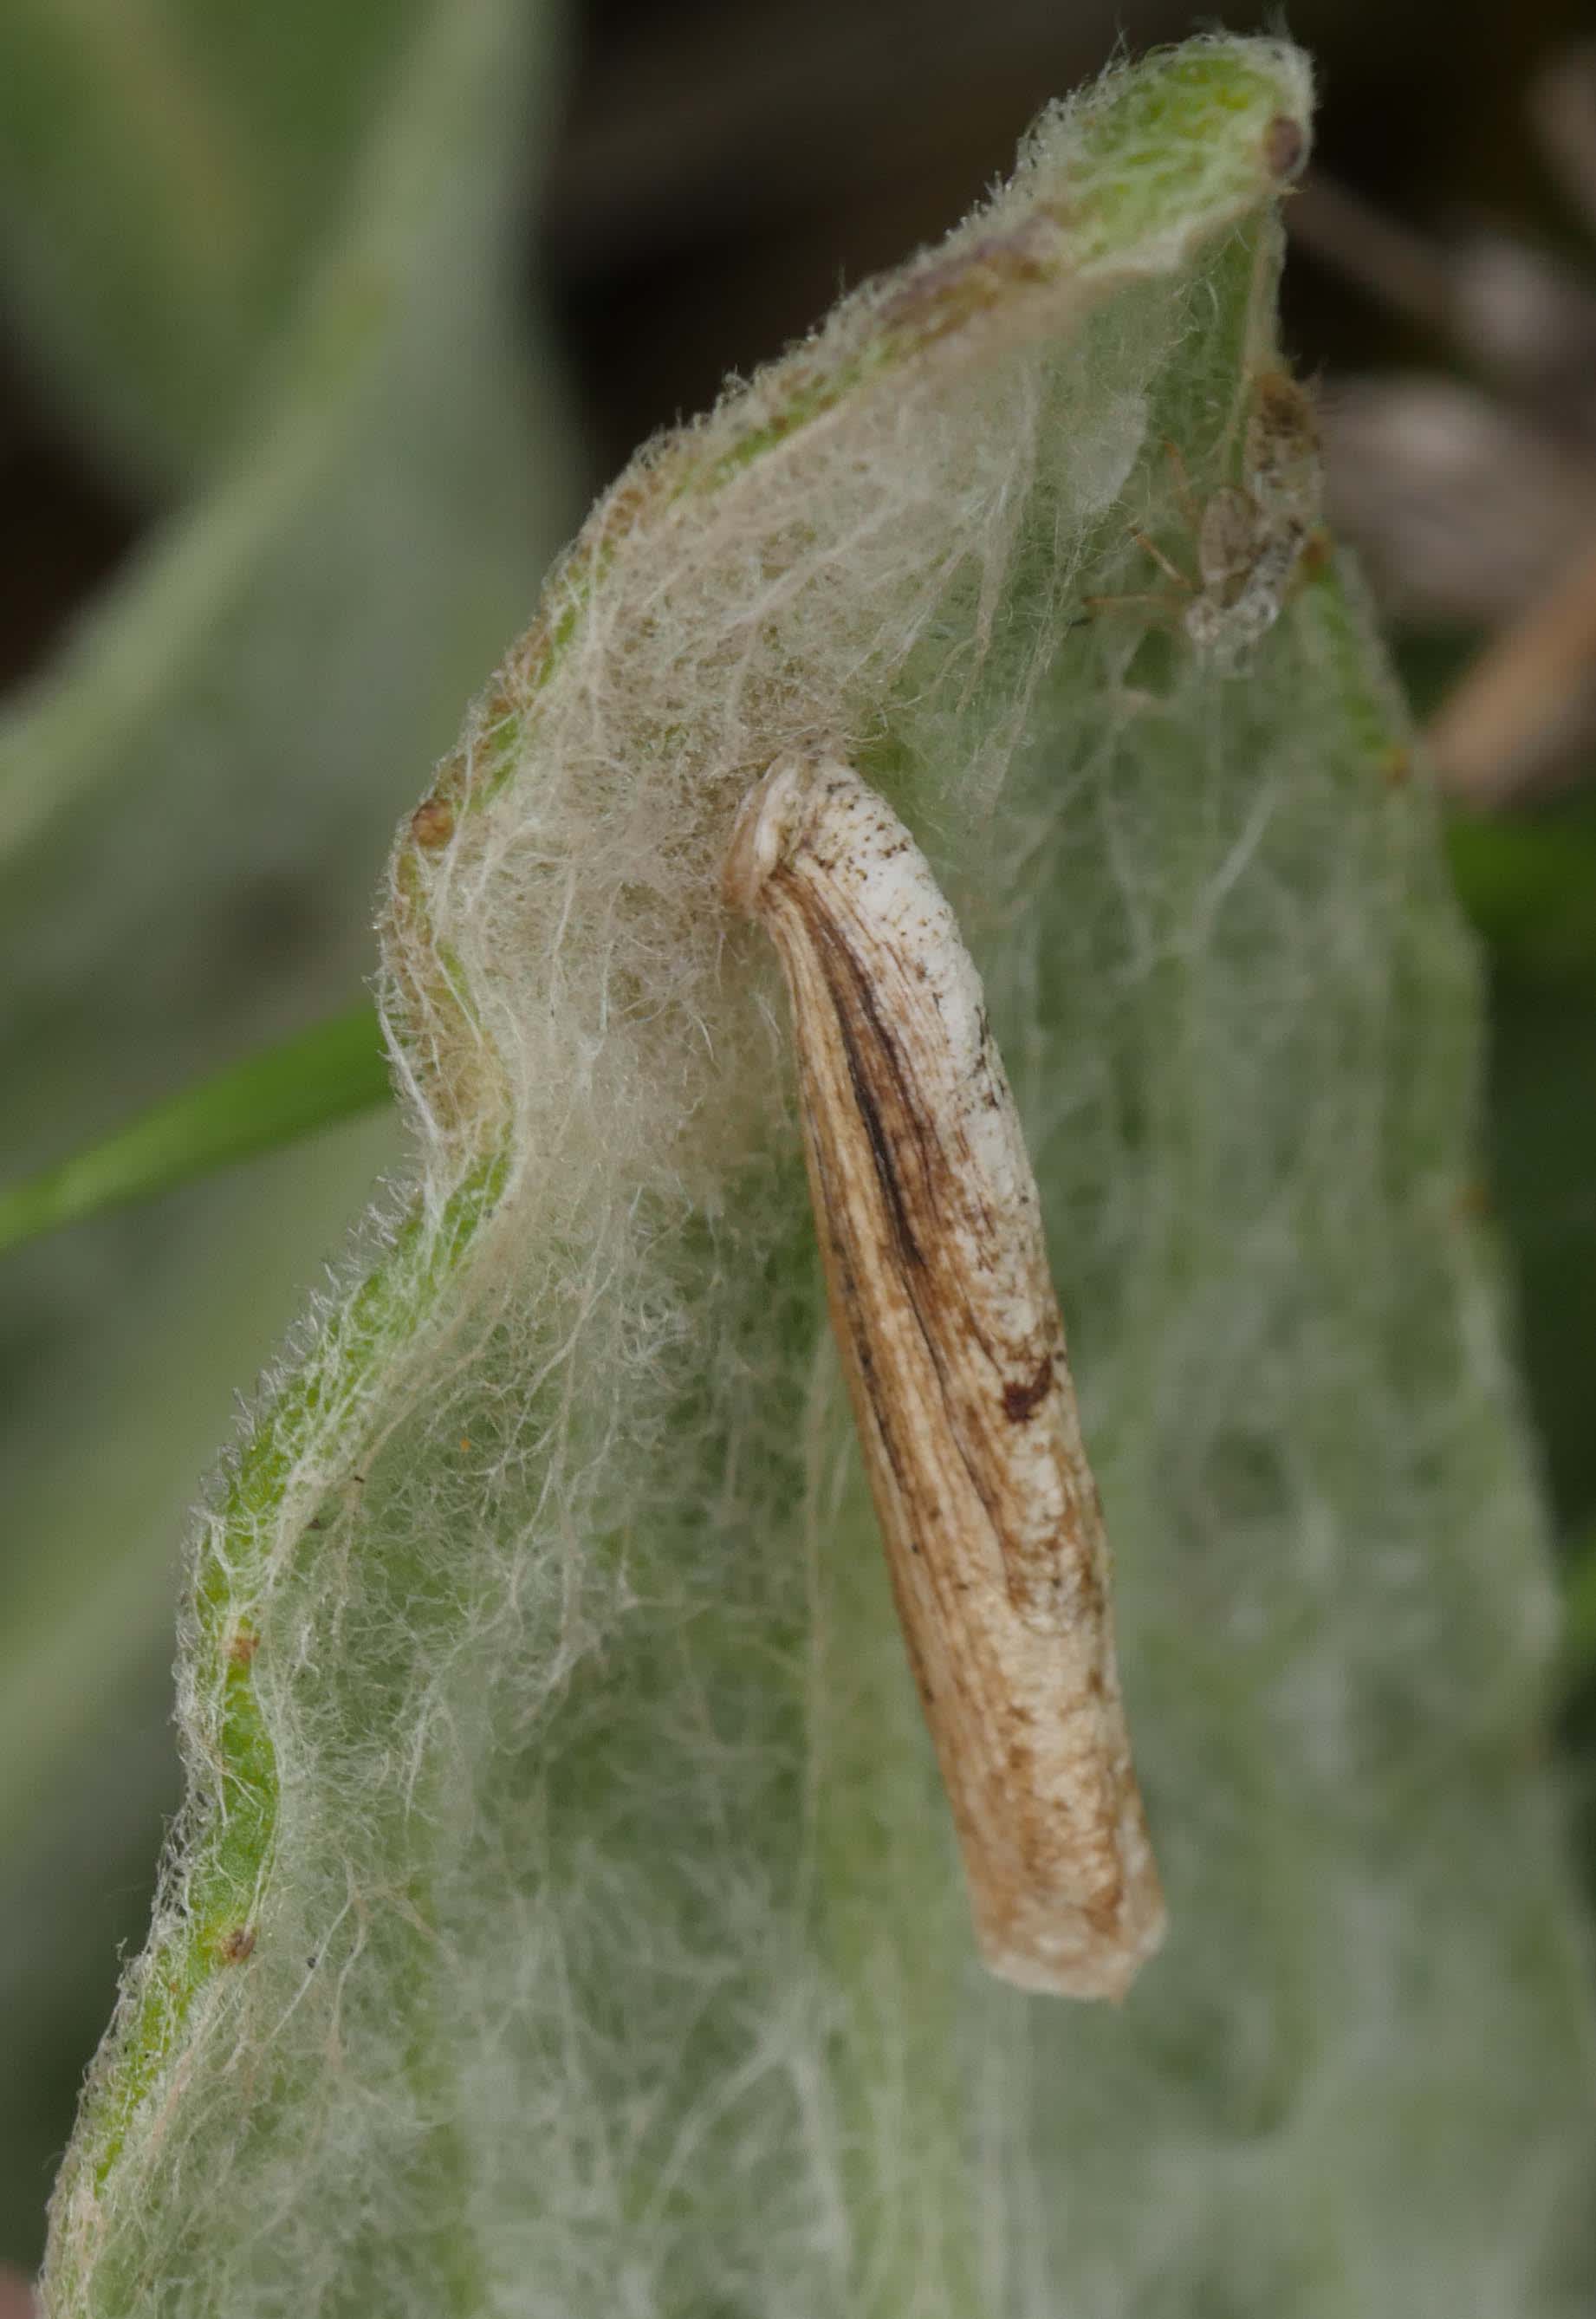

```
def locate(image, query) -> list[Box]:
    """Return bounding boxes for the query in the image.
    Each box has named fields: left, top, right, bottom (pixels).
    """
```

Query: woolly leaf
left=45, top=38, right=1596, bottom=2319
left=1, top=0, right=581, bottom=2270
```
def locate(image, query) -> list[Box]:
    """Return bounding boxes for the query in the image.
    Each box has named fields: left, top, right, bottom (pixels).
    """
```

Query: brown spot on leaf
left=1262, top=114, right=1306, bottom=181
left=224, top=1625, right=259, bottom=1668
left=410, top=797, right=456, bottom=850
left=1296, top=526, right=1333, bottom=581
left=217, top=1923, right=256, bottom=1965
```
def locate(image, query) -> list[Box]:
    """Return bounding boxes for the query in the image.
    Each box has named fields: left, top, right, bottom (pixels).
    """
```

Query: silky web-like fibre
left=46, top=36, right=1596, bottom=2319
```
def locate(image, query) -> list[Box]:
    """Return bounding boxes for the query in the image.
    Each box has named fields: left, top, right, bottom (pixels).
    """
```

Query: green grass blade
left=0, top=1004, right=389, bottom=1259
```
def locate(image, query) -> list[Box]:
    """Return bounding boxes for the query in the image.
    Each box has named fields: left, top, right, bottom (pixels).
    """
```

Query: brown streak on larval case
left=723, top=753, right=1165, bottom=1999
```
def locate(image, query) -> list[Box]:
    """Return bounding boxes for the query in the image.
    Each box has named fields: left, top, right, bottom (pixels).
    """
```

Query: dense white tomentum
left=46, top=34, right=1596, bottom=2319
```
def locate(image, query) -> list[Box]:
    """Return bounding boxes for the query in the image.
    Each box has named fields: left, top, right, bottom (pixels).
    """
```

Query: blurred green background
left=3, top=0, right=1594, bottom=2281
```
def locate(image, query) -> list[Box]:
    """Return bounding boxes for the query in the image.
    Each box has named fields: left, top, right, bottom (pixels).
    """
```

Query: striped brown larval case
left=724, top=755, right=1164, bottom=1999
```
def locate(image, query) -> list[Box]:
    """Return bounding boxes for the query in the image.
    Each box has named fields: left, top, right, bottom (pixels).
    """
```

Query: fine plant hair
left=44, top=36, right=1596, bottom=2319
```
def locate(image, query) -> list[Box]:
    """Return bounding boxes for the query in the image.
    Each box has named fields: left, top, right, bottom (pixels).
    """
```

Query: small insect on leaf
left=1103, top=367, right=1324, bottom=667
left=724, top=755, right=1165, bottom=1999
left=1183, top=368, right=1322, bottom=661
